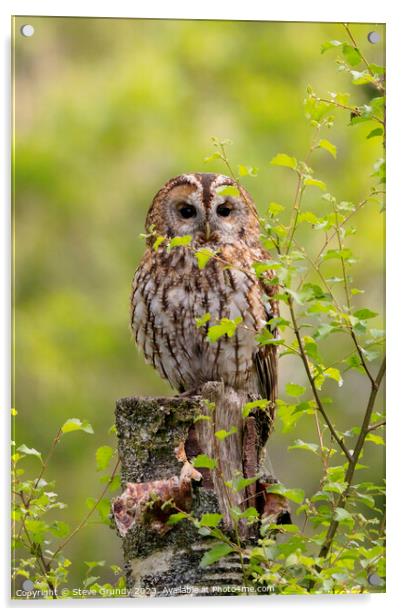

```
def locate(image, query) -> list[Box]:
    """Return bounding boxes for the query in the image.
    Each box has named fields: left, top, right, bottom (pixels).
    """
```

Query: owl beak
left=205, top=221, right=211, bottom=241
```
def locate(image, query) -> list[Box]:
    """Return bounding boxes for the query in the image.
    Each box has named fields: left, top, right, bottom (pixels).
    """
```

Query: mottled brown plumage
left=130, top=173, right=278, bottom=424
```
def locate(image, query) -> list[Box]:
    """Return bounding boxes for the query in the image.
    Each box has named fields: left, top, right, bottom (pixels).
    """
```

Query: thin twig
left=49, top=457, right=121, bottom=565
left=367, top=419, right=386, bottom=432
left=317, top=97, right=384, bottom=125
left=297, top=191, right=384, bottom=291
left=313, top=410, right=328, bottom=474
left=343, top=24, right=385, bottom=93
left=16, top=427, right=63, bottom=542
left=287, top=295, right=353, bottom=463
left=331, top=201, right=376, bottom=386
left=318, top=358, right=385, bottom=559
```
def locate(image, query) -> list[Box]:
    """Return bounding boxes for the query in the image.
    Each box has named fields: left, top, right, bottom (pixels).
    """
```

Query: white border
left=1, top=1, right=401, bottom=614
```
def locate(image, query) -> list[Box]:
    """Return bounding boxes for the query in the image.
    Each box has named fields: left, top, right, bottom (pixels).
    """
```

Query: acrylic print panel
left=12, top=16, right=385, bottom=599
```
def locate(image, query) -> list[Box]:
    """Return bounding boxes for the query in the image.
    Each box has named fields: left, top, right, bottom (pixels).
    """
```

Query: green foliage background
left=13, top=17, right=385, bottom=588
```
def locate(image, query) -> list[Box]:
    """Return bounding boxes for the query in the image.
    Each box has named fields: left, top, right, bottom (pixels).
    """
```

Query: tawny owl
left=130, top=172, right=278, bottom=420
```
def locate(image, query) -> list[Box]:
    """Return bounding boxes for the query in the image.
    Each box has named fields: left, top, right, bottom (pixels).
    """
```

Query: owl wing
left=253, top=257, right=279, bottom=416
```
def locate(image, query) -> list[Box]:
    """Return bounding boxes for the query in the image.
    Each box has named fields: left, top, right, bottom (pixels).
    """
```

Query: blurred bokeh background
left=13, top=17, right=385, bottom=588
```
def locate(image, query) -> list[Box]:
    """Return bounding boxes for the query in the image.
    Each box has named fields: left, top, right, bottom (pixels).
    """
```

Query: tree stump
left=112, top=382, right=289, bottom=597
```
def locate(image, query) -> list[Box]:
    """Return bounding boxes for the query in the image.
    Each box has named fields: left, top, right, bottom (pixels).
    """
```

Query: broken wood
left=112, top=382, right=289, bottom=597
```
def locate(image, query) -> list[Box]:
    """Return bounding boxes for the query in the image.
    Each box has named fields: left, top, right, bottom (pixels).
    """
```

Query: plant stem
left=285, top=173, right=305, bottom=255
left=20, top=516, right=57, bottom=597
left=297, top=190, right=384, bottom=291
left=313, top=410, right=328, bottom=474
left=49, top=457, right=120, bottom=565
left=332, top=201, right=376, bottom=386
left=287, top=295, right=353, bottom=462
left=317, top=97, right=384, bottom=125
left=343, top=24, right=385, bottom=93
left=318, top=358, right=385, bottom=559
left=367, top=419, right=386, bottom=432
left=16, top=426, right=63, bottom=543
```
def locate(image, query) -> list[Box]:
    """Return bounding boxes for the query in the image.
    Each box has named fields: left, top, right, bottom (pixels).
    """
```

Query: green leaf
left=353, top=308, right=378, bottom=320
left=215, top=427, right=237, bottom=440
left=152, top=235, right=165, bottom=251
left=195, top=248, right=216, bottom=270
left=322, top=481, right=348, bottom=494
left=96, top=445, right=114, bottom=471
left=216, top=185, right=240, bottom=197
left=168, top=235, right=193, bottom=249
left=267, top=316, right=290, bottom=330
left=200, top=543, right=233, bottom=567
left=85, top=499, right=110, bottom=524
left=365, top=433, right=385, bottom=446
left=94, top=498, right=111, bottom=523
left=276, top=399, right=311, bottom=433
left=167, top=512, right=188, bottom=525
left=285, top=383, right=306, bottom=397
left=334, top=92, right=351, bottom=106
left=334, top=507, right=354, bottom=522
left=84, top=560, right=106, bottom=571
left=61, top=418, right=94, bottom=434
left=227, top=474, right=258, bottom=492
left=17, top=444, right=43, bottom=462
left=204, top=152, right=222, bottom=163
left=307, top=301, right=331, bottom=314
left=194, top=414, right=212, bottom=423
left=318, top=139, right=337, bottom=159
left=323, top=248, right=353, bottom=261
left=192, top=454, right=217, bottom=470
left=268, top=202, right=285, bottom=216
left=207, top=317, right=242, bottom=342
left=342, top=44, right=362, bottom=67
left=25, top=520, right=49, bottom=544
left=195, top=312, right=211, bottom=327
left=367, top=127, right=384, bottom=140
left=304, top=93, right=331, bottom=123
left=50, top=521, right=70, bottom=538
left=288, top=439, right=320, bottom=454
left=199, top=513, right=223, bottom=527
left=240, top=507, right=259, bottom=520
left=242, top=399, right=268, bottom=418
left=355, top=493, right=376, bottom=508
left=266, top=483, right=305, bottom=504
left=314, top=323, right=339, bottom=340
left=321, top=40, right=343, bottom=54
left=270, top=153, right=297, bottom=170
left=324, top=367, right=344, bottom=386
left=304, top=177, right=327, bottom=191
left=299, top=211, right=320, bottom=225
left=83, top=576, right=100, bottom=588
left=351, top=70, right=376, bottom=85
left=256, top=328, right=283, bottom=346
left=86, top=496, right=96, bottom=510
left=369, top=63, right=385, bottom=75
left=238, top=164, right=258, bottom=177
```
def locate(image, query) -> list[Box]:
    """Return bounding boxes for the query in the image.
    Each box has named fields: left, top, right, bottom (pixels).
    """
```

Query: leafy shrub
left=168, top=24, right=385, bottom=595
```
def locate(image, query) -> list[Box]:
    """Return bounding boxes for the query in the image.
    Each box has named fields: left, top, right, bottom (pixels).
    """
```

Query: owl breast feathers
left=131, top=172, right=278, bottom=411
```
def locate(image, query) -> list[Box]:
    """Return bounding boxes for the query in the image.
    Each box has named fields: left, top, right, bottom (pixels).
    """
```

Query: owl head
left=145, top=173, right=260, bottom=246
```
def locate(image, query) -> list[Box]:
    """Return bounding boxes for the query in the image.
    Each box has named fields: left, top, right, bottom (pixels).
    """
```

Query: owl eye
left=216, top=203, right=232, bottom=217
left=178, top=204, right=197, bottom=219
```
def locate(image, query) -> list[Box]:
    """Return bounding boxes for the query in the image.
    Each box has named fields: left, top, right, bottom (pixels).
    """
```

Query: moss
left=116, top=395, right=201, bottom=484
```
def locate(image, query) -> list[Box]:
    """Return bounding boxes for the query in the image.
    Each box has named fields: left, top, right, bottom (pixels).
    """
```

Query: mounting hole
left=368, top=31, right=380, bottom=44
left=20, top=24, right=35, bottom=37
left=368, top=572, right=384, bottom=586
